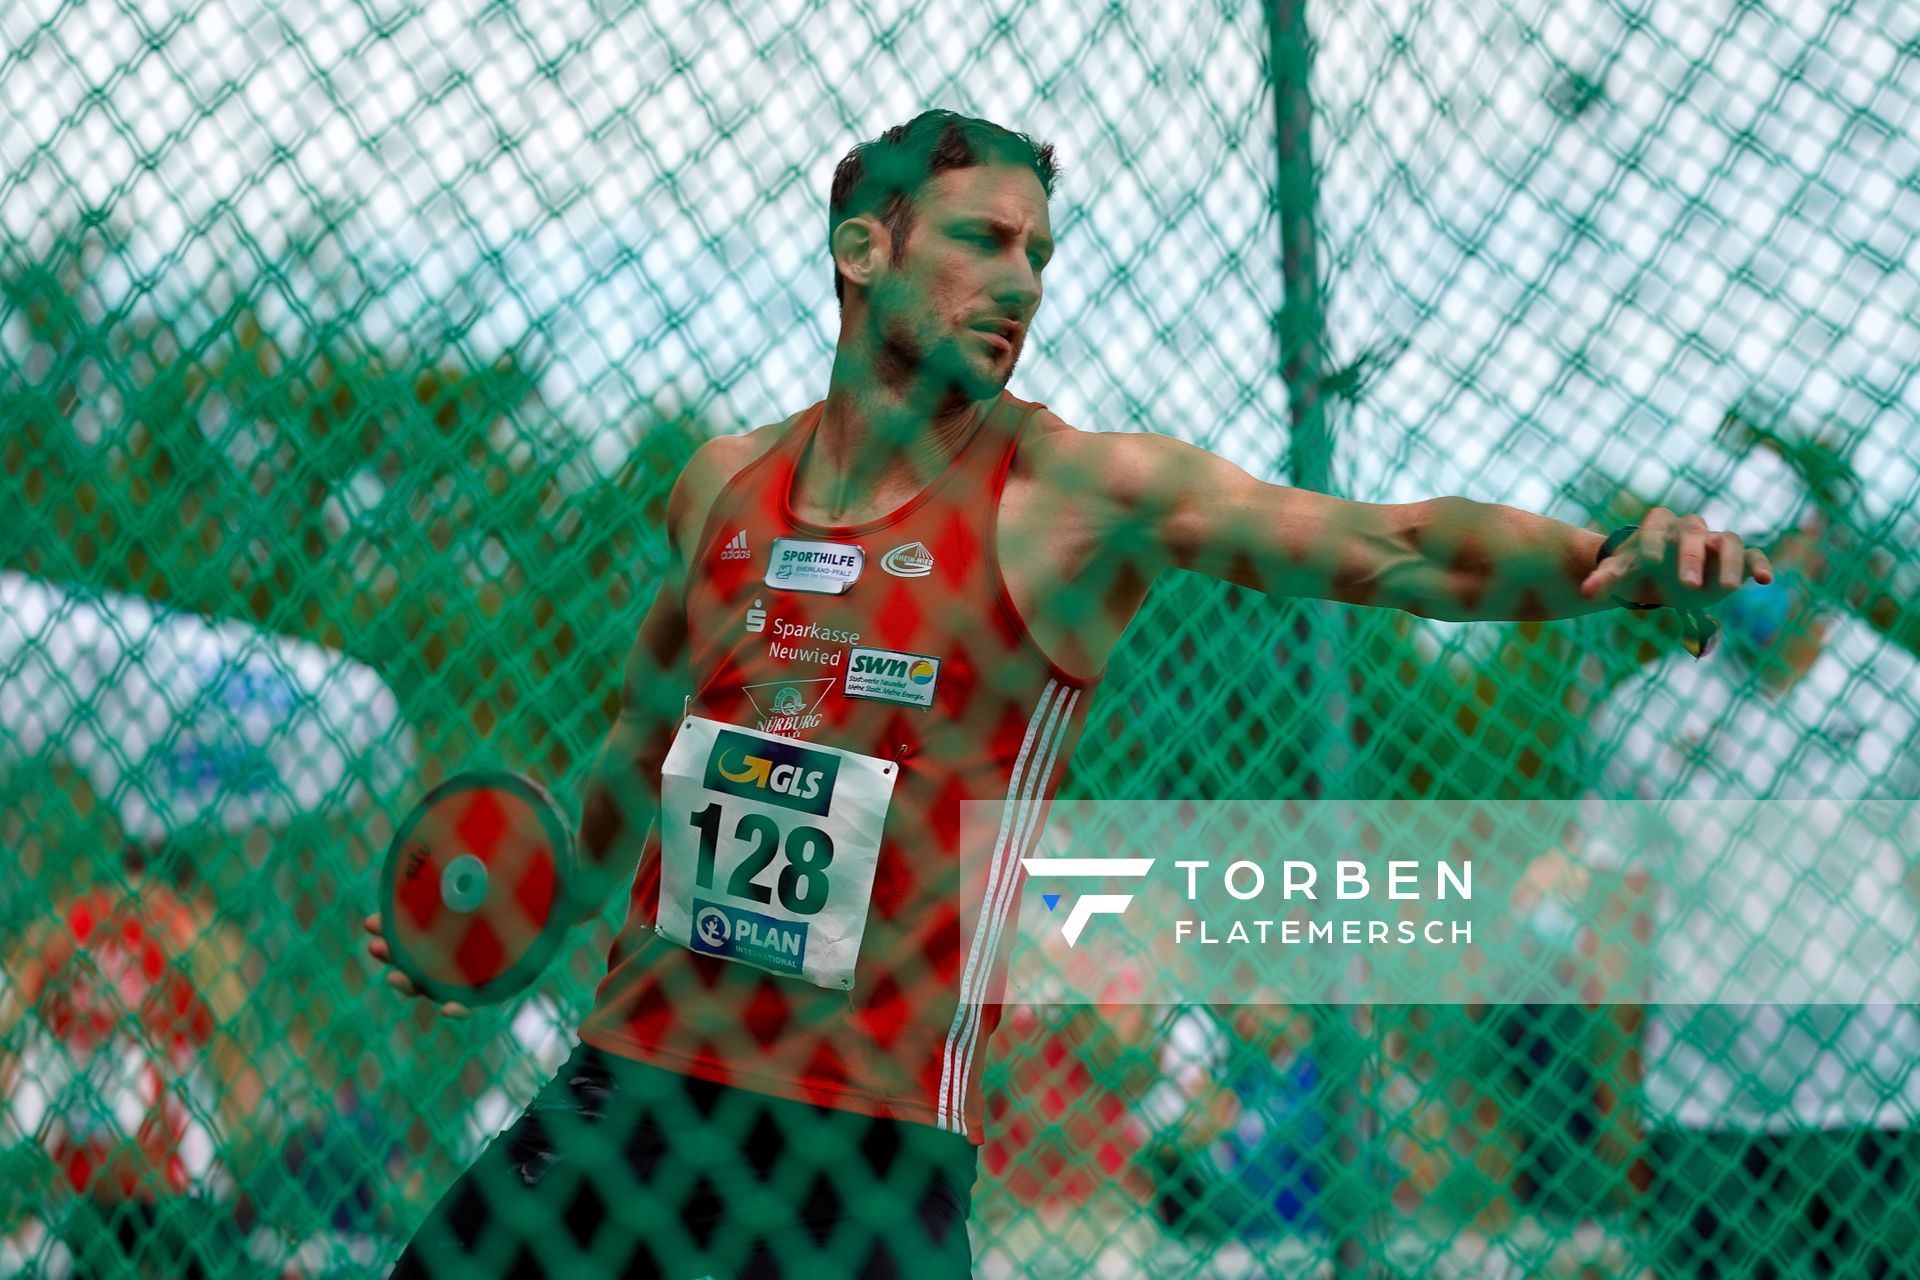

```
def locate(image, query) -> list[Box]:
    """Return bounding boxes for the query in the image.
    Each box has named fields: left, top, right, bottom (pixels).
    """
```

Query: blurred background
left=2, top=0, right=1917, bottom=1275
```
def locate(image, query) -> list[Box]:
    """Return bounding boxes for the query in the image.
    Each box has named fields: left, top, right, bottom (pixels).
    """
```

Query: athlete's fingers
left=365, top=912, right=393, bottom=965
left=1581, top=550, right=1632, bottom=599
left=1747, top=547, right=1774, bottom=585
left=386, top=960, right=469, bottom=1018
left=1637, top=508, right=1676, bottom=576
left=1580, top=556, right=1618, bottom=599
left=1714, top=532, right=1747, bottom=591
left=1675, top=513, right=1711, bottom=587
left=373, top=930, right=470, bottom=1017
left=365, top=912, right=391, bottom=962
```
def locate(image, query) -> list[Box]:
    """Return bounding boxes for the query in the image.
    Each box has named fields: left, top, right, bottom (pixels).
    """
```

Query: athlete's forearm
left=568, top=714, right=674, bottom=928
left=569, top=565, right=693, bottom=928
left=1412, top=496, right=1614, bottom=623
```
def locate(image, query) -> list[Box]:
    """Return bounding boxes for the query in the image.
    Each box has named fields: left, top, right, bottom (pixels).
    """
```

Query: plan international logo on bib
left=690, top=897, right=806, bottom=976
left=703, top=728, right=839, bottom=816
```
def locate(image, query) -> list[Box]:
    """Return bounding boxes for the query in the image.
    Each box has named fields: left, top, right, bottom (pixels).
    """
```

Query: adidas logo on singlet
left=719, top=529, right=751, bottom=561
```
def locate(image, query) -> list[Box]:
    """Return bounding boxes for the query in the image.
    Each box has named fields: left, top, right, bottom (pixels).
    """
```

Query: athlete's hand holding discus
left=366, top=770, right=582, bottom=1016
left=364, top=912, right=471, bottom=1018
left=1577, top=507, right=1775, bottom=608
left=1575, top=507, right=1774, bottom=658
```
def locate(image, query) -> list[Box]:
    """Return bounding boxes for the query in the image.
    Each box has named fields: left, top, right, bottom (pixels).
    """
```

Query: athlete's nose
left=991, top=262, right=1040, bottom=321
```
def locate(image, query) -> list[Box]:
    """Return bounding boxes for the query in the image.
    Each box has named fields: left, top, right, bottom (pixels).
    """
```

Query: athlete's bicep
left=1094, top=430, right=1430, bottom=609
left=604, top=433, right=744, bottom=746
left=611, top=555, right=693, bottom=730
left=572, top=442, right=721, bottom=921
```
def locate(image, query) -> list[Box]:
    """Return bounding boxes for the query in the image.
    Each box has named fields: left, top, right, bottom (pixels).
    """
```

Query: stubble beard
left=876, top=312, right=996, bottom=412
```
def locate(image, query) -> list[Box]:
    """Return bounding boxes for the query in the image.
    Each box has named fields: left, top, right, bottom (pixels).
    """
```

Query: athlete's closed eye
left=962, top=232, right=1047, bottom=271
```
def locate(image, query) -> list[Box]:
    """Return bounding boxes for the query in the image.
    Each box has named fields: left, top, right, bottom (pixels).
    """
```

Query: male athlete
left=378, top=109, right=1772, bottom=1278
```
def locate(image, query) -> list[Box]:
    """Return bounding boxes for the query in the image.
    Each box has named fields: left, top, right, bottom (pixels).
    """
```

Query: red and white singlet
left=579, top=388, right=1104, bottom=1143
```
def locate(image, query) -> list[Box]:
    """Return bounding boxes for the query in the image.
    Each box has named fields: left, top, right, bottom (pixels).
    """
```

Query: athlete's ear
left=832, top=216, right=882, bottom=295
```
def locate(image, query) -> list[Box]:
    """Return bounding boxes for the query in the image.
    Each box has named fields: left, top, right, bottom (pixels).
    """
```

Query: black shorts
left=391, top=1041, right=978, bottom=1280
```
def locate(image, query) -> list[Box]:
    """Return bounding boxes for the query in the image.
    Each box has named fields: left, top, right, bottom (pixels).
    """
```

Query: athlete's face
left=869, top=164, right=1052, bottom=401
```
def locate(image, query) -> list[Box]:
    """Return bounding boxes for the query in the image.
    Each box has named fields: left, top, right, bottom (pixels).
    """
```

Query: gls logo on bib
left=702, top=728, right=840, bottom=816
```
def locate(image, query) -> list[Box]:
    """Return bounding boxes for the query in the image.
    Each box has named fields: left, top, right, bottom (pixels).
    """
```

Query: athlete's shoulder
left=1014, top=403, right=1092, bottom=474
left=1015, top=405, right=1168, bottom=508
left=687, top=416, right=790, bottom=488
left=667, top=416, right=796, bottom=557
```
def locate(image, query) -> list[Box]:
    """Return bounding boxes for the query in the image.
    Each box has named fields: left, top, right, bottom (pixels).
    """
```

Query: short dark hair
left=828, top=109, right=1061, bottom=312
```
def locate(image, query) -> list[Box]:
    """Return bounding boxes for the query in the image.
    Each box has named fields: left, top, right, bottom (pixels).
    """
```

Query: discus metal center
left=442, top=854, right=489, bottom=913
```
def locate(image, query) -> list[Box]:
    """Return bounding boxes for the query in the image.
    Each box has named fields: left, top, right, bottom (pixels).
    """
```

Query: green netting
left=4, top=0, right=1920, bottom=1276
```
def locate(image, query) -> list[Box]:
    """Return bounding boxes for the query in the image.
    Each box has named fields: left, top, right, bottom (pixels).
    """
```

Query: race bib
left=656, top=716, right=898, bottom=990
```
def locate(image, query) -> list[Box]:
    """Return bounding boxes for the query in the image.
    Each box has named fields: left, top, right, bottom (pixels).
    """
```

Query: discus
left=378, top=770, right=575, bottom=1007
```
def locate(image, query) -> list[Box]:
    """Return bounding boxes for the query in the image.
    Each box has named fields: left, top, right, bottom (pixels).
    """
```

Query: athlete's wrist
left=1595, top=524, right=1660, bottom=611
left=1595, top=523, right=1721, bottom=659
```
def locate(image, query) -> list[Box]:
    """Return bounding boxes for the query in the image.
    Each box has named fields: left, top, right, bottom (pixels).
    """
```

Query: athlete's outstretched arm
left=1065, top=429, right=1770, bottom=622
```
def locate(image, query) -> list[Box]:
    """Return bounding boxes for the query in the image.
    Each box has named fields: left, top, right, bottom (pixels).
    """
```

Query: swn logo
left=843, top=646, right=940, bottom=707
left=850, top=653, right=936, bottom=683
left=1018, top=857, right=1156, bottom=946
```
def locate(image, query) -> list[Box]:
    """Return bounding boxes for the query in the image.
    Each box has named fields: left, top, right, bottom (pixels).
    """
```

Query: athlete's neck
left=800, top=358, right=989, bottom=525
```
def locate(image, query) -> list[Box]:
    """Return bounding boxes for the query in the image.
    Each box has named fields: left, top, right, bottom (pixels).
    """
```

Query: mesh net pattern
left=4, top=0, right=1919, bottom=1275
